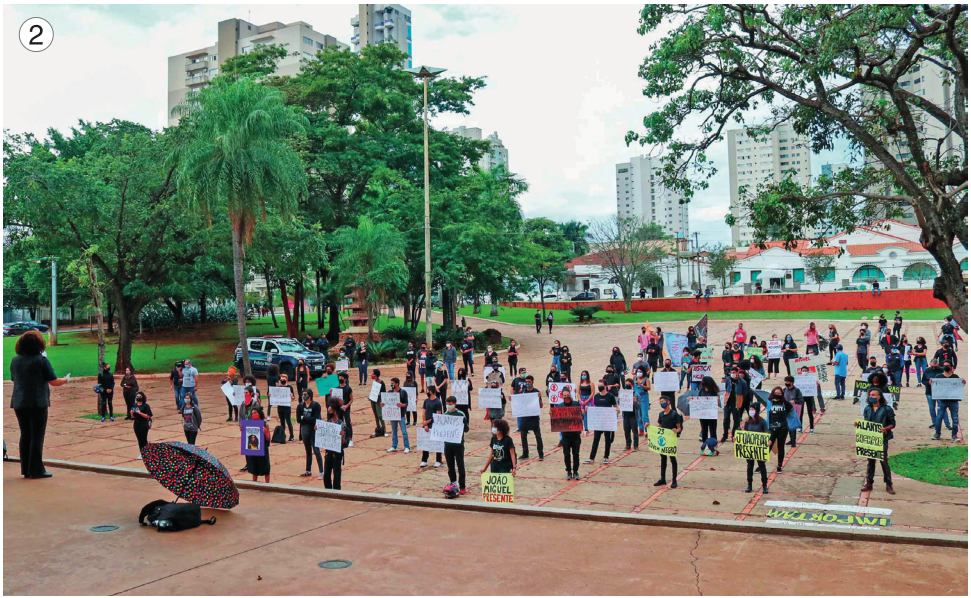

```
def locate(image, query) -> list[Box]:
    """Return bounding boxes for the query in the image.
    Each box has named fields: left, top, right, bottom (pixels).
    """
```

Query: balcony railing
left=185, top=60, right=208, bottom=72
left=185, top=73, right=210, bottom=87
left=384, top=19, right=394, bottom=28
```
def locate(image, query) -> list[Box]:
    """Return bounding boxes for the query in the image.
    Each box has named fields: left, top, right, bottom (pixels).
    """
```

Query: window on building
left=903, top=262, right=937, bottom=280
left=317, top=42, right=324, bottom=49
left=303, top=36, right=313, bottom=45
left=793, top=268, right=805, bottom=283
left=241, top=45, right=253, bottom=54
left=852, top=265, right=886, bottom=283
left=750, top=270, right=761, bottom=283
left=731, top=271, right=741, bottom=284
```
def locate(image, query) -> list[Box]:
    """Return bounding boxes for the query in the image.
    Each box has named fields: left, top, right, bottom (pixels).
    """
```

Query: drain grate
left=90, top=525, right=119, bottom=532
left=318, top=559, right=353, bottom=570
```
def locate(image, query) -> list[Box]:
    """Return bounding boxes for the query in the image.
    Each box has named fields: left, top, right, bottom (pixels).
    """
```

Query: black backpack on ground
left=139, top=500, right=216, bottom=532
left=271, top=425, right=287, bottom=444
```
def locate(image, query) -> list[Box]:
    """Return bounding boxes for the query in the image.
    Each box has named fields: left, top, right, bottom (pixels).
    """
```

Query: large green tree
left=519, top=218, right=573, bottom=318
left=173, top=78, right=308, bottom=375
left=586, top=216, right=670, bottom=312
left=559, top=220, right=590, bottom=257
left=628, top=4, right=968, bottom=328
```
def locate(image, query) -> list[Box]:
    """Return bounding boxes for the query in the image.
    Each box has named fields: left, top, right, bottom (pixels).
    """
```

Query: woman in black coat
left=9, top=331, right=70, bottom=479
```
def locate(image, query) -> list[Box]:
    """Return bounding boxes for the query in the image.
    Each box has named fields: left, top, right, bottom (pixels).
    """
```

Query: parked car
left=3, top=322, right=45, bottom=336
left=542, top=294, right=561, bottom=301
left=761, top=288, right=784, bottom=294
left=672, top=290, right=695, bottom=297
left=234, top=337, right=327, bottom=379
left=835, top=285, right=866, bottom=292
left=570, top=291, right=599, bottom=301
left=18, top=320, right=49, bottom=332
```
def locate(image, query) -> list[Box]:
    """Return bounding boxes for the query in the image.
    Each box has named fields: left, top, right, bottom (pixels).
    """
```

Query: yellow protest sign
left=481, top=472, right=514, bottom=503
left=647, top=426, right=678, bottom=456
left=855, top=420, right=884, bottom=460
left=733, top=430, right=770, bottom=461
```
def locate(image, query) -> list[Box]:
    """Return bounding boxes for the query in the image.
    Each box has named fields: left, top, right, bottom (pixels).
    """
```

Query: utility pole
left=693, top=232, right=702, bottom=292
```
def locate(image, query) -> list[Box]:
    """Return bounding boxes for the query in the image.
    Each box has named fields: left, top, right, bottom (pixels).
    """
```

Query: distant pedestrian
left=507, top=340, right=519, bottom=373
left=871, top=280, right=881, bottom=296
left=131, top=392, right=153, bottom=460
left=742, top=402, right=768, bottom=494
left=892, top=311, right=903, bottom=337
left=444, top=341, right=458, bottom=380
left=181, top=393, right=202, bottom=445
left=181, top=359, right=199, bottom=409
left=169, top=361, right=184, bottom=411
left=546, top=311, right=554, bottom=333
left=97, top=362, right=115, bottom=422
left=535, top=309, right=542, bottom=334
left=10, top=330, right=70, bottom=479
left=121, top=367, right=139, bottom=421
left=356, top=342, right=370, bottom=386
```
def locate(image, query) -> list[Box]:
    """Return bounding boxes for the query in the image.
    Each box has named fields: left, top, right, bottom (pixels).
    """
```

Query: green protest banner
left=315, top=373, right=339, bottom=398
left=647, top=426, right=678, bottom=456
left=698, top=347, right=716, bottom=364
left=481, top=472, right=514, bottom=503
left=733, top=430, right=770, bottom=461
left=745, top=347, right=762, bottom=359
left=855, top=420, right=884, bottom=459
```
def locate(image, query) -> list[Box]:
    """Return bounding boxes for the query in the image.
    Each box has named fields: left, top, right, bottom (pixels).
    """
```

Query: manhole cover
left=90, top=525, right=119, bottom=532
left=318, top=559, right=352, bottom=570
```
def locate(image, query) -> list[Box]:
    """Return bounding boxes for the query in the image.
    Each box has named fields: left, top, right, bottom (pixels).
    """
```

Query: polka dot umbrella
left=140, top=442, right=239, bottom=509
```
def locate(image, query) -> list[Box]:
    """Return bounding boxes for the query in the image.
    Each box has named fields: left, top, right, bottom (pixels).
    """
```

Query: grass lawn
left=889, top=445, right=968, bottom=488
left=2, top=312, right=443, bottom=381
left=456, top=305, right=951, bottom=326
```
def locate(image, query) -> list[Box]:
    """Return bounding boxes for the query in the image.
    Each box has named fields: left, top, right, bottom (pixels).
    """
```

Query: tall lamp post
left=28, top=257, right=58, bottom=346
left=405, top=65, right=447, bottom=349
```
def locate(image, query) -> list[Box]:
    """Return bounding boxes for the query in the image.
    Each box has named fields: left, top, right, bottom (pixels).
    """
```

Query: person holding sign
left=766, top=387, right=792, bottom=473
left=783, top=376, right=806, bottom=445
left=930, top=363, right=964, bottom=442
left=420, top=389, right=443, bottom=468
left=804, top=322, right=820, bottom=355
left=578, top=370, right=593, bottom=437
left=633, top=366, right=652, bottom=435
left=297, top=390, right=323, bottom=477
left=321, top=399, right=347, bottom=489
left=558, top=389, right=583, bottom=479
left=481, top=419, right=517, bottom=475
left=518, top=376, right=545, bottom=461
left=651, top=395, right=683, bottom=488
left=455, top=367, right=474, bottom=424
left=559, top=346, right=574, bottom=382
left=620, top=378, right=639, bottom=451
left=583, top=380, right=619, bottom=464
left=274, top=374, right=295, bottom=443
left=781, top=334, right=799, bottom=377
left=240, top=387, right=271, bottom=483
left=386, top=378, right=411, bottom=453
left=697, top=376, right=721, bottom=453
left=335, top=372, right=354, bottom=447
left=507, top=340, right=519, bottom=373
left=741, top=402, right=769, bottom=493
left=442, top=395, right=470, bottom=494
left=368, top=369, right=387, bottom=439
left=858, top=389, right=896, bottom=494
left=766, top=335, right=782, bottom=379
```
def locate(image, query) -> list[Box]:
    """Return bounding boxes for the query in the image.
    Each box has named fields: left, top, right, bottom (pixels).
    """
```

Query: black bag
left=271, top=425, right=287, bottom=444
left=139, top=500, right=216, bottom=532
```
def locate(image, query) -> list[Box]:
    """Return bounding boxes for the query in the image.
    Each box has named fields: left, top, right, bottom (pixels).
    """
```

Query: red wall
left=503, top=289, right=947, bottom=313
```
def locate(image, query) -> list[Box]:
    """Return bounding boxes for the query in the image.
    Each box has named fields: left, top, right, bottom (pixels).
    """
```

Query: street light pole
left=406, top=65, right=447, bottom=349
left=29, top=257, right=58, bottom=346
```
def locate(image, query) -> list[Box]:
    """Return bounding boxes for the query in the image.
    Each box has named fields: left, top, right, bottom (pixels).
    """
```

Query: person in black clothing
left=322, top=398, right=346, bottom=489
left=697, top=376, right=721, bottom=451
left=934, top=341, right=958, bottom=368
left=420, top=389, right=443, bottom=467
left=9, top=330, right=70, bottom=479
left=131, top=392, right=153, bottom=460
left=482, top=419, right=517, bottom=474
left=859, top=389, right=896, bottom=494
left=855, top=329, right=870, bottom=370
left=547, top=311, right=555, bottom=333
left=621, top=377, right=639, bottom=451
left=559, top=346, right=573, bottom=382
left=518, top=376, right=545, bottom=460
left=315, top=334, right=330, bottom=363
left=584, top=380, right=619, bottom=464
left=433, top=361, right=449, bottom=399
left=120, top=368, right=138, bottom=421
left=336, top=372, right=354, bottom=447
left=295, top=359, right=311, bottom=397
left=781, top=335, right=798, bottom=377
left=356, top=343, right=370, bottom=386
left=403, top=372, right=419, bottom=426
left=507, top=340, right=520, bottom=373
left=608, top=346, right=627, bottom=377
left=742, top=402, right=769, bottom=493
left=405, top=342, right=417, bottom=380
left=766, top=386, right=793, bottom=472
left=297, top=390, right=323, bottom=477
left=892, top=312, right=903, bottom=337
left=721, top=367, right=750, bottom=442
left=646, top=338, right=661, bottom=372
left=343, top=336, right=357, bottom=365
left=368, top=369, right=387, bottom=438
left=652, top=395, right=683, bottom=488
left=275, top=374, right=295, bottom=443
left=97, top=363, right=116, bottom=422
left=559, top=389, right=583, bottom=479
left=169, top=362, right=184, bottom=411
left=265, top=364, right=280, bottom=420
left=460, top=337, right=475, bottom=375
left=603, top=365, right=622, bottom=398
left=442, top=395, right=469, bottom=493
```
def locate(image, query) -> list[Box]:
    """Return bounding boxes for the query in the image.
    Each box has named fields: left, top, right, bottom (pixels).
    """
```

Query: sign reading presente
left=481, top=472, right=514, bottom=503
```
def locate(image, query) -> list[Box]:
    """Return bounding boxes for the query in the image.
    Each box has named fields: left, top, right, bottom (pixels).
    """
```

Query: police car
left=234, top=336, right=327, bottom=379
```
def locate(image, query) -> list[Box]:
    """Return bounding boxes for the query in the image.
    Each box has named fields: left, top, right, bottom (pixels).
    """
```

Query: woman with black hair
left=131, top=392, right=153, bottom=460
left=766, top=386, right=792, bottom=473
left=297, top=389, right=323, bottom=478
left=121, top=367, right=138, bottom=421
left=742, top=402, right=769, bottom=493
left=697, top=376, right=720, bottom=454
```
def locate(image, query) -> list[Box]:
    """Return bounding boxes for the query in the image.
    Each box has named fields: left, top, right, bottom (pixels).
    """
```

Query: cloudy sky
left=4, top=3, right=851, bottom=247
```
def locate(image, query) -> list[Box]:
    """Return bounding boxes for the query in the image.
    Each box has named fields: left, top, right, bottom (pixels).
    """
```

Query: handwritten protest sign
left=647, top=426, right=678, bottom=456
left=586, top=406, right=618, bottom=432
left=477, top=388, right=503, bottom=409
left=931, top=378, right=965, bottom=400
left=220, top=381, right=235, bottom=401
left=228, top=385, right=246, bottom=406
left=268, top=386, right=292, bottom=407
left=482, top=365, right=507, bottom=383
left=698, top=347, right=716, bottom=364
left=653, top=371, right=680, bottom=392
left=733, top=430, right=770, bottom=461
left=481, top=472, right=514, bottom=503
left=368, top=381, right=383, bottom=402
left=747, top=368, right=765, bottom=388
left=335, top=359, right=349, bottom=372
left=381, top=392, right=402, bottom=423
left=550, top=406, right=583, bottom=432
left=314, top=420, right=343, bottom=453
left=746, top=347, right=762, bottom=359
left=330, top=388, right=343, bottom=403
left=618, top=388, right=635, bottom=412
left=766, top=340, right=783, bottom=359
left=430, top=414, right=465, bottom=443
left=692, top=363, right=712, bottom=382
left=452, top=380, right=470, bottom=405
left=404, top=387, right=418, bottom=412
left=855, top=420, right=884, bottom=460
left=665, top=333, right=689, bottom=366
left=511, top=392, right=541, bottom=418
left=547, top=382, right=575, bottom=405
left=688, top=396, right=718, bottom=420
left=794, top=374, right=818, bottom=397
left=416, top=427, right=444, bottom=453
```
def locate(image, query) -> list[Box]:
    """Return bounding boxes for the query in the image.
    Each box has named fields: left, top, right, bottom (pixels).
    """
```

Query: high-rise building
left=727, top=124, right=813, bottom=246
left=820, top=162, right=849, bottom=178
left=351, top=4, right=412, bottom=67
left=615, top=156, right=689, bottom=238
left=444, top=126, right=509, bottom=172
left=167, top=18, right=346, bottom=126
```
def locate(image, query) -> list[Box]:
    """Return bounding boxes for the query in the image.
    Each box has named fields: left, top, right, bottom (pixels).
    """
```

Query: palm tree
left=559, top=220, right=590, bottom=257
left=332, top=217, right=408, bottom=339
left=172, top=78, right=308, bottom=375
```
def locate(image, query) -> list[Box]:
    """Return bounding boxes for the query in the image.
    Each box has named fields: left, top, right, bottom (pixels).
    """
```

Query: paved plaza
left=3, top=317, right=967, bottom=539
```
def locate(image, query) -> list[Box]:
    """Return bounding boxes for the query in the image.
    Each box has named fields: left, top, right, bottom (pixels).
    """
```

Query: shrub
left=570, top=304, right=603, bottom=322
left=382, top=324, right=419, bottom=344
left=482, top=328, right=503, bottom=344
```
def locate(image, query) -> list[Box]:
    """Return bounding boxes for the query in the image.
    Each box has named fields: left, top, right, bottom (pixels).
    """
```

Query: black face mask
left=598, top=386, right=606, bottom=392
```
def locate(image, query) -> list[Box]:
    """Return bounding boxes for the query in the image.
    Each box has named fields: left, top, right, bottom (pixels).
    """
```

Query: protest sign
left=404, top=387, right=418, bottom=412
left=452, top=380, right=470, bottom=405
left=694, top=314, right=708, bottom=341
left=381, top=392, right=402, bottom=423
left=665, top=333, right=689, bottom=366
left=688, top=396, right=718, bottom=420
left=511, top=392, right=541, bottom=418
left=691, top=363, right=712, bottom=382
left=733, top=430, right=771, bottom=461
left=240, top=419, right=265, bottom=456
left=547, top=382, right=575, bottom=405
left=368, top=381, right=382, bottom=402
left=314, top=420, right=343, bottom=453
left=747, top=368, right=765, bottom=388
left=315, top=374, right=339, bottom=398
left=698, top=347, right=716, bottom=364
left=618, top=388, right=635, bottom=412
left=586, top=406, right=618, bottom=432
left=855, top=420, right=884, bottom=460
left=416, top=427, right=444, bottom=453
left=647, top=426, right=678, bottom=456
left=481, top=472, right=514, bottom=503
left=220, top=381, right=235, bottom=402
left=766, top=340, right=783, bottom=359
left=477, top=388, right=503, bottom=409
left=931, top=378, right=965, bottom=400
left=653, top=371, right=680, bottom=392
left=746, top=347, right=762, bottom=359
left=550, top=406, right=583, bottom=432
left=268, top=386, right=292, bottom=407
left=335, top=359, right=349, bottom=372
left=430, top=414, right=465, bottom=443
left=794, top=374, right=818, bottom=397
left=329, top=388, right=343, bottom=403
left=794, top=354, right=829, bottom=369
left=482, top=365, right=507, bottom=383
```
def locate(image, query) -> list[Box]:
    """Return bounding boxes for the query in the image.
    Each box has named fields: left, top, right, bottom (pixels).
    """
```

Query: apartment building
left=444, top=126, right=510, bottom=172
left=351, top=4, right=412, bottom=67
left=167, top=18, right=346, bottom=126
left=615, top=155, right=689, bottom=239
